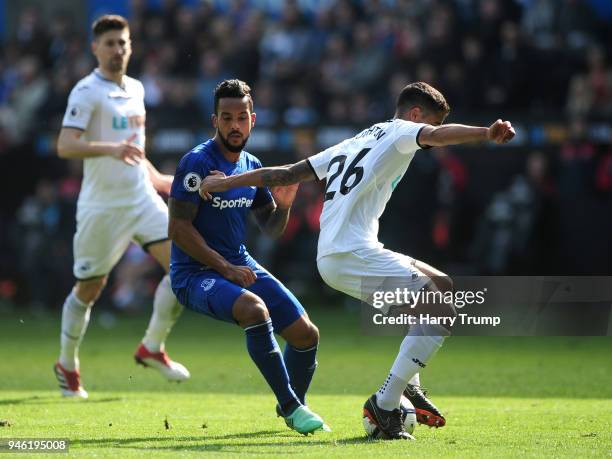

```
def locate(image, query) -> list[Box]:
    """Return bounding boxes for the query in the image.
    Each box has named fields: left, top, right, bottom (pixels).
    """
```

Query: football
left=363, top=395, right=417, bottom=438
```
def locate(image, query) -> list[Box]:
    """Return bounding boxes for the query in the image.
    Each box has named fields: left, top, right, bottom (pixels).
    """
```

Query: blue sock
left=284, top=343, right=318, bottom=405
left=245, top=319, right=300, bottom=414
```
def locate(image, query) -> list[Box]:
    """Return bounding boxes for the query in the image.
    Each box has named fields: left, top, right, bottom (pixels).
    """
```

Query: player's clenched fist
left=487, top=119, right=515, bottom=144
left=110, top=133, right=145, bottom=165
left=271, top=184, right=299, bottom=210
left=199, top=170, right=228, bottom=200
left=221, top=264, right=257, bottom=287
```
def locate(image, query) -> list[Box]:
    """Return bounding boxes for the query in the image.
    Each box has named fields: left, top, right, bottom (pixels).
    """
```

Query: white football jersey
left=307, top=119, right=428, bottom=259
left=62, top=69, right=158, bottom=209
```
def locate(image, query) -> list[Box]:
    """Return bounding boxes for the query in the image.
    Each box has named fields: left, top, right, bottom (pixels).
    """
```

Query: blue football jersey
left=170, top=139, right=273, bottom=288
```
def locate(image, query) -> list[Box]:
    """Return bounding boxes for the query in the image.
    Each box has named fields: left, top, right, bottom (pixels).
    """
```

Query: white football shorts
left=73, top=195, right=168, bottom=279
left=317, top=247, right=430, bottom=307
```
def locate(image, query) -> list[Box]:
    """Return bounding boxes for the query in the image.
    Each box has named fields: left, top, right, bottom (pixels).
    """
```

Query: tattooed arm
left=251, top=184, right=299, bottom=238
left=199, top=160, right=316, bottom=199
left=252, top=202, right=290, bottom=238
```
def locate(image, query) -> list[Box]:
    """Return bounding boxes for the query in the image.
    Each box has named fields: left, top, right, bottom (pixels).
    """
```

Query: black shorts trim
left=74, top=274, right=108, bottom=282
left=62, top=125, right=86, bottom=131
left=142, top=237, right=170, bottom=252
left=305, top=158, right=320, bottom=181
left=416, top=125, right=432, bottom=150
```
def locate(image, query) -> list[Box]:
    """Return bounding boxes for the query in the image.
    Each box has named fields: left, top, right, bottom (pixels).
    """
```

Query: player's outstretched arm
left=168, top=198, right=256, bottom=287
left=57, top=128, right=145, bottom=165
left=199, top=160, right=315, bottom=200
left=418, top=119, right=515, bottom=147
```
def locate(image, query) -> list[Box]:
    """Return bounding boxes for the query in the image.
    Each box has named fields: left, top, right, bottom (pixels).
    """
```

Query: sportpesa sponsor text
left=211, top=196, right=254, bottom=209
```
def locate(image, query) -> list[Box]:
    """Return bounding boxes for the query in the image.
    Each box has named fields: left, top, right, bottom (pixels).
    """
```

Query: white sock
left=377, top=324, right=449, bottom=409
left=59, top=290, right=92, bottom=371
left=409, top=373, right=420, bottom=386
left=142, top=275, right=183, bottom=352
left=377, top=373, right=409, bottom=410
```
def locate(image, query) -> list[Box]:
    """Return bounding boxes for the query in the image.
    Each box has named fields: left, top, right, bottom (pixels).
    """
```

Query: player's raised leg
left=56, top=277, right=106, bottom=399
left=134, top=239, right=189, bottom=381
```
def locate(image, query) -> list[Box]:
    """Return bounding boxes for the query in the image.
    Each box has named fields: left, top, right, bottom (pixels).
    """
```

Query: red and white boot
left=54, top=362, right=88, bottom=399
left=134, top=343, right=190, bottom=382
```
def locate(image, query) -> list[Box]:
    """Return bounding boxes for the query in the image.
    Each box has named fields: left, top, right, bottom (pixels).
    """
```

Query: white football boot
left=134, top=343, right=190, bottom=382
left=54, top=362, right=89, bottom=399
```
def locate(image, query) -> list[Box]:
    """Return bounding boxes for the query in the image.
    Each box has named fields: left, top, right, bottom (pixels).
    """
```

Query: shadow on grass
left=0, top=396, right=123, bottom=406
left=71, top=431, right=370, bottom=452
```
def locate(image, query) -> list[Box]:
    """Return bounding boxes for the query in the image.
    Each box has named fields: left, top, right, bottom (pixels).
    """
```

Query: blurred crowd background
left=0, top=0, right=611, bottom=311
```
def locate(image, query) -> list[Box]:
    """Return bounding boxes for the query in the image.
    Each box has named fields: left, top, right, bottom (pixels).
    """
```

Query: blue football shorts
left=177, top=264, right=305, bottom=333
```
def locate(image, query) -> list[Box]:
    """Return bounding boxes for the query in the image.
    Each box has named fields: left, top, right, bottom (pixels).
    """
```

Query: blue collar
left=209, top=138, right=243, bottom=165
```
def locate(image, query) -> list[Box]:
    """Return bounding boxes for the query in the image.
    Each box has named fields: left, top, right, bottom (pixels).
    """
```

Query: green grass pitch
left=0, top=306, right=610, bottom=457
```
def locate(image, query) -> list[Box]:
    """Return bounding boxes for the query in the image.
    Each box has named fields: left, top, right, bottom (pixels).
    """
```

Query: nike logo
left=370, top=403, right=391, bottom=430
left=412, top=358, right=426, bottom=368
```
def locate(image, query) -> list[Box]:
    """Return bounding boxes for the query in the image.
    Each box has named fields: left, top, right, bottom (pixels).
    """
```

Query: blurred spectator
left=196, top=50, right=230, bottom=117
left=252, top=80, right=279, bottom=127
left=283, top=88, right=318, bottom=127
left=558, top=0, right=598, bottom=51
left=470, top=190, right=515, bottom=274
left=556, top=118, right=609, bottom=273
left=347, top=22, right=386, bottom=91
left=15, top=8, right=49, bottom=59
left=13, top=179, right=75, bottom=306
left=259, top=2, right=312, bottom=83
left=584, top=46, right=612, bottom=116
left=140, top=56, right=165, bottom=108
left=520, top=0, right=559, bottom=50
left=0, top=56, right=49, bottom=145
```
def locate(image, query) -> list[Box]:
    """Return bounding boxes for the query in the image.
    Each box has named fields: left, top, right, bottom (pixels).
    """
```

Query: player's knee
left=240, top=303, right=269, bottom=328
left=306, top=322, right=320, bottom=346
left=432, top=272, right=453, bottom=294
left=298, top=322, right=319, bottom=348
left=233, top=293, right=269, bottom=328
left=420, top=281, right=456, bottom=334
left=75, top=277, right=107, bottom=304
left=286, top=320, right=319, bottom=349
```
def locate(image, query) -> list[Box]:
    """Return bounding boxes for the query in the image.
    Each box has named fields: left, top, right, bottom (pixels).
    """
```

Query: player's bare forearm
left=418, top=124, right=488, bottom=147
left=145, top=159, right=173, bottom=194
left=259, top=161, right=315, bottom=186
left=254, top=203, right=290, bottom=238
left=266, top=207, right=290, bottom=238
left=57, top=128, right=145, bottom=165
left=419, top=120, right=514, bottom=147
left=170, top=221, right=230, bottom=274
left=201, top=161, right=315, bottom=196
left=168, top=198, right=230, bottom=274
left=57, top=128, right=116, bottom=159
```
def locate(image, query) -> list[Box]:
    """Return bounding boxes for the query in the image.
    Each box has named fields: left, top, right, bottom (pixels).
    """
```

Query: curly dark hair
left=396, top=82, right=450, bottom=116
left=214, top=79, right=253, bottom=115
